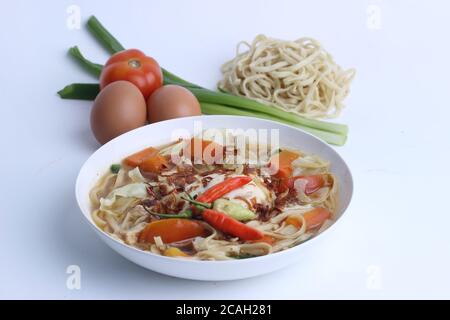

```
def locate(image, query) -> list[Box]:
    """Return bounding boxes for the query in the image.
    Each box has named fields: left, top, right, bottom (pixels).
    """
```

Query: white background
left=1, top=0, right=449, bottom=299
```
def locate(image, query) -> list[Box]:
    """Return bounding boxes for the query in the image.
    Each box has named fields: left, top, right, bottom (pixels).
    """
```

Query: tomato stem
left=128, top=59, right=141, bottom=69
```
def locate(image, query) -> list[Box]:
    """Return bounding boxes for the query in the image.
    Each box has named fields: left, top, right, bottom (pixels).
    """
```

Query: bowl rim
left=75, top=115, right=353, bottom=265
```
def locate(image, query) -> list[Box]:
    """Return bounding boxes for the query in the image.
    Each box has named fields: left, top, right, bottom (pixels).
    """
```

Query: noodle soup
left=90, top=134, right=337, bottom=260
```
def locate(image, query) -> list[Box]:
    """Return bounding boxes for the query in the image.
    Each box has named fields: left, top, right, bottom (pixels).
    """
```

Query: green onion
left=57, top=83, right=100, bottom=100
left=192, top=88, right=348, bottom=135
left=162, top=69, right=202, bottom=88
left=200, top=103, right=347, bottom=146
left=68, top=46, right=103, bottom=77
left=87, top=16, right=125, bottom=54
left=110, top=164, right=121, bottom=174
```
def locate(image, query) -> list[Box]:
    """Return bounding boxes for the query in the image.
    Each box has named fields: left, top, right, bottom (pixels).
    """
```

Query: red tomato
left=100, top=49, right=163, bottom=99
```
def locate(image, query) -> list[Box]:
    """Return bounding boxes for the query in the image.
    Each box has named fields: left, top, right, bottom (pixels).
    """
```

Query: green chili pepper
left=145, top=208, right=193, bottom=219
left=181, top=196, right=212, bottom=209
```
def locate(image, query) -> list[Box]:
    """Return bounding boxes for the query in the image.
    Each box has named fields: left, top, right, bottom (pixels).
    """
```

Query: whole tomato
left=100, top=49, right=163, bottom=98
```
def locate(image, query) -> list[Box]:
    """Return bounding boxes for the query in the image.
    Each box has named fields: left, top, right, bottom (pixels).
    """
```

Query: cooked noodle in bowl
left=89, top=129, right=338, bottom=261
left=76, top=115, right=353, bottom=280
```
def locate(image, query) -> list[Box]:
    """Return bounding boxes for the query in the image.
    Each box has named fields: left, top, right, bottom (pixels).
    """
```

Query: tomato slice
left=269, top=150, right=300, bottom=179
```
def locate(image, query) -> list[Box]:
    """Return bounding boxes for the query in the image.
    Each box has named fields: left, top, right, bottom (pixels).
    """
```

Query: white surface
left=75, top=116, right=354, bottom=281
left=0, top=0, right=449, bottom=299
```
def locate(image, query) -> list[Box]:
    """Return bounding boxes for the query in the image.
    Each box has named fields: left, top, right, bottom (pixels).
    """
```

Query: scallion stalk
left=87, top=16, right=125, bottom=54
left=191, top=88, right=348, bottom=135
left=57, top=83, right=100, bottom=100
left=68, top=46, right=103, bottom=77
left=200, top=103, right=347, bottom=146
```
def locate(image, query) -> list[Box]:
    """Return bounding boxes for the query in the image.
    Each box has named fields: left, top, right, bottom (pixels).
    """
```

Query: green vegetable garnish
left=110, top=164, right=121, bottom=174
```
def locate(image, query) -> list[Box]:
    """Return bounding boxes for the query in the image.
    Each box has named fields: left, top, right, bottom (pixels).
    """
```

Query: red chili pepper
left=196, top=176, right=252, bottom=203
left=202, top=209, right=264, bottom=241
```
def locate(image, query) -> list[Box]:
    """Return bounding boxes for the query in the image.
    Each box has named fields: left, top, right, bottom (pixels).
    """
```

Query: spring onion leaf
left=68, top=46, right=103, bottom=77
left=87, top=16, right=125, bottom=54
left=200, top=103, right=347, bottom=146
left=57, top=83, right=100, bottom=100
left=192, top=88, right=348, bottom=135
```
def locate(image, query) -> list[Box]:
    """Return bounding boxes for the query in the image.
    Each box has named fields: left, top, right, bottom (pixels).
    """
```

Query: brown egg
left=91, top=81, right=147, bottom=145
left=146, top=85, right=201, bottom=123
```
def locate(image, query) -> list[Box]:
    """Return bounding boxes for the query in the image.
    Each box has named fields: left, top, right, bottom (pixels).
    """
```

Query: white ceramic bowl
left=76, top=115, right=353, bottom=281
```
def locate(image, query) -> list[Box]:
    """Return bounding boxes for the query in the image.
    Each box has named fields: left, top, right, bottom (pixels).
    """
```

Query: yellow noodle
left=219, top=35, right=355, bottom=119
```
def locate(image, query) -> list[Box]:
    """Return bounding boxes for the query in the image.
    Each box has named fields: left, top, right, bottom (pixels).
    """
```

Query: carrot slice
left=285, top=215, right=302, bottom=229
left=285, top=207, right=331, bottom=230
left=270, top=150, right=300, bottom=179
left=139, top=154, right=168, bottom=173
left=139, top=219, right=207, bottom=244
left=186, top=138, right=223, bottom=163
left=124, top=147, right=158, bottom=167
